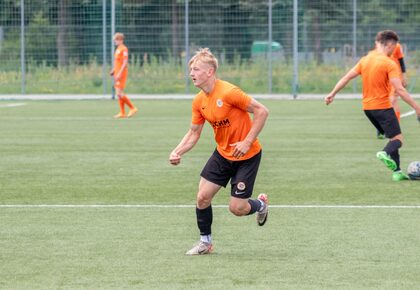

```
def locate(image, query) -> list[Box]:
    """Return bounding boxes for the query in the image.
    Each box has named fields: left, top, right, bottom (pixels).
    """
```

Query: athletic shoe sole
left=376, top=151, right=397, bottom=171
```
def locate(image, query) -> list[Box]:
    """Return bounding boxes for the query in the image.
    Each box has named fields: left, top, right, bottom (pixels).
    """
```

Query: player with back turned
left=325, top=30, right=420, bottom=181
left=169, top=48, right=269, bottom=255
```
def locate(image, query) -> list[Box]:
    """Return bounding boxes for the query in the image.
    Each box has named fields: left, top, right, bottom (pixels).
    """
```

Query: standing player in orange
left=169, top=48, right=269, bottom=255
left=325, top=30, right=420, bottom=181
left=110, top=33, right=138, bottom=119
left=377, top=42, right=407, bottom=139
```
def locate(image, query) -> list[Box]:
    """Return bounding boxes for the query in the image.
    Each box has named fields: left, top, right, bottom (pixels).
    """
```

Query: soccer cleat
left=113, top=113, right=126, bottom=119
left=185, top=241, right=213, bottom=256
left=256, top=193, right=269, bottom=226
left=127, top=107, right=138, bottom=118
left=392, top=171, right=409, bottom=181
left=376, top=132, right=385, bottom=140
left=376, top=151, right=397, bottom=171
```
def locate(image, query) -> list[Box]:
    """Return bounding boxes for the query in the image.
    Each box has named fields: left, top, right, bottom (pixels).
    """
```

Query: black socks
left=246, top=199, right=262, bottom=215
left=383, top=139, right=402, bottom=171
left=196, top=205, right=213, bottom=236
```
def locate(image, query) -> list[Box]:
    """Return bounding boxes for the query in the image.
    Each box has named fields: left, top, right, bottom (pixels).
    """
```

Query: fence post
left=111, top=0, right=115, bottom=99
left=268, top=0, right=272, bottom=94
left=102, top=0, right=107, bottom=96
left=20, top=0, right=25, bottom=94
left=292, top=0, right=298, bottom=98
left=184, top=0, right=190, bottom=95
left=352, top=0, right=357, bottom=93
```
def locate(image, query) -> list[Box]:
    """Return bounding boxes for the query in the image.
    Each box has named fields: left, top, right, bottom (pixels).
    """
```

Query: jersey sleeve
left=122, top=47, right=128, bottom=61
left=225, top=87, right=252, bottom=111
left=191, top=96, right=205, bottom=125
left=388, top=61, right=400, bottom=79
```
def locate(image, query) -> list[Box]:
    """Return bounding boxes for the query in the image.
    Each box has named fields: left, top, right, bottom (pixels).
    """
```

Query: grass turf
left=0, top=99, right=419, bottom=289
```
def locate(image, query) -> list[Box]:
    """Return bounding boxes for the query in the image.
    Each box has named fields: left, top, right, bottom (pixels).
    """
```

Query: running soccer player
left=377, top=42, right=407, bottom=139
left=110, top=32, right=138, bottom=119
left=169, top=48, right=269, bottom=255
left=325, top=30, right=420, bottom=181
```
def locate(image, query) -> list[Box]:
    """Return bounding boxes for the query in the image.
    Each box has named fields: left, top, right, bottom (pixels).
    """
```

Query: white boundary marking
left=0, top=204, right=419, bottom=209
left=0, top=102, right=26, bottom=108
left=401, top=110, right=415, bottom=118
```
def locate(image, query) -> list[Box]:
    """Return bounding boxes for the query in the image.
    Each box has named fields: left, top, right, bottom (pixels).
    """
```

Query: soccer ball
left=407, top=161, right=420, bottom=180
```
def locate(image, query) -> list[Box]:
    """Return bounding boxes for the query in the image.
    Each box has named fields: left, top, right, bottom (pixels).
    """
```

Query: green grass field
left=1, top=99, right=419, bottom=289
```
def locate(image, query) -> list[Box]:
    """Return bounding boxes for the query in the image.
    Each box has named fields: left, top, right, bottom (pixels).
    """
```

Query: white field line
left=401, top=110, right=415, bottom=118
left=0, top=204, right=420, bottom=209
left=0, top=102, right=26, bottom=108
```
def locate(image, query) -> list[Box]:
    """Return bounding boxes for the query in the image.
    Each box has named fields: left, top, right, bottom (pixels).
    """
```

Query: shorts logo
left=216, top=99, right=223, bottom=107
left=237, top=182, right=246, bottom=191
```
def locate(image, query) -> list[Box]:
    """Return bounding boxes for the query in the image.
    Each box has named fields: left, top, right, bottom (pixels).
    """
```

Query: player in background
left=325, top=30, right=420, bottom=181
left=377, top=42, right=407, bottom=139
left=110, top=33, right=138, bottom=119
left=169, top=48, right=269, bottom=255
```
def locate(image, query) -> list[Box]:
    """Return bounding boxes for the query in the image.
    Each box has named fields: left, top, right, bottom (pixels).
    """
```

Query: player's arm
left=169, top=123, right=204, bottom=165
left=230, top=99, right=269, bottom=158
left=398, top=57, right=408, bottom=87
left=325, top=69, right=359, bottom=105
left=390, top=77, right=420, bottom=121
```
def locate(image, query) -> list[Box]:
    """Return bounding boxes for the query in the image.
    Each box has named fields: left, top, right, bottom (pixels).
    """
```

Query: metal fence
left=1, top=0, right=420, bottom=95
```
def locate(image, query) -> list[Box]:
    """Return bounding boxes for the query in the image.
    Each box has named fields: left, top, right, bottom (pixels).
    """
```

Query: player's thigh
left=364, top=110, right=384, bottom=133
left=375, top=109, right=401, bottom=139
left=115, top=87, right=125, bottom=97
left=114, top=79, right=126, bottom=93
left=200, top=149, right=232, bottom=188
left=197, top=177, right=222, bottom=207
left=230, top=151, right=262, bottom=199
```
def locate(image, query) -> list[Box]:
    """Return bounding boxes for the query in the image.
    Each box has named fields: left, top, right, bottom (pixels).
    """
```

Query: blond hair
left=113, top=32, right=124, bottom=41
left=188, top=48, right=218, bottom=71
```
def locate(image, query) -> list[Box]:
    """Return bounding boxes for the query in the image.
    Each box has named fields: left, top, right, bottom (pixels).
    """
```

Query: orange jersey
left=191, top=79, right=261, bottom=161
left=114, top=44, right=128, bottom=77
left=353, top=50, right=400, bottom=110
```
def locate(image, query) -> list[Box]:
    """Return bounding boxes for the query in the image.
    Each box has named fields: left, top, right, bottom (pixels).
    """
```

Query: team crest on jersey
left=237, top=182, right=246, bottom=191
left=216, top=99, right=223, bottom=107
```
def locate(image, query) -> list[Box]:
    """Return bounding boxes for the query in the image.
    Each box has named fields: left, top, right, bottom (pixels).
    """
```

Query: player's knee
left=196, top=192, right=212, bottom=209
left=229, top=203, right=248, bottom=216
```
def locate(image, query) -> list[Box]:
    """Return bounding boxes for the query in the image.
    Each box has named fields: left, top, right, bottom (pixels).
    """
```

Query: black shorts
left=200, top=149, right=262, bottom=199
left=364, top=108, right=401, bottom=139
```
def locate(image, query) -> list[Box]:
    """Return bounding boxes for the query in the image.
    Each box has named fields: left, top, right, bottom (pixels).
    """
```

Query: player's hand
left=109, top=70, right=114, bottom=76
left=114, top=74, right=121, bottom=81
left=325, top=93, right=335, bottom=105
left=230, top=141, right=251, bottom=159
left=169, top=152, right=181, bottom=166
